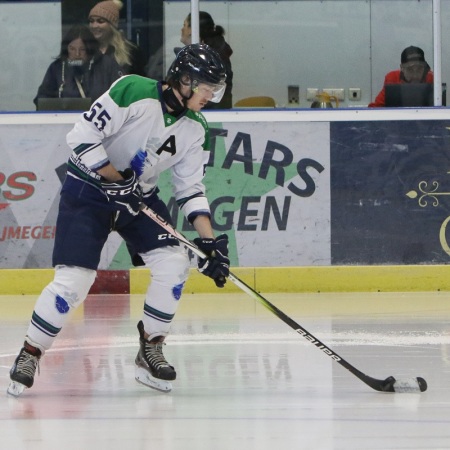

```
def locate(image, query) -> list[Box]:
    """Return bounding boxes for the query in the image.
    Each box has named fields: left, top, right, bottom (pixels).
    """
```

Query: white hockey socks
left=139, top=246, right=189, bottom=337
left=26, top=265, right=96, bottom=350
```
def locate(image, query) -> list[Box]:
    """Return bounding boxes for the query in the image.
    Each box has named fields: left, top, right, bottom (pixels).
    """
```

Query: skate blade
left=135, top=366, right=172, bottom=393
left=7, top=381, right=26, bottom=397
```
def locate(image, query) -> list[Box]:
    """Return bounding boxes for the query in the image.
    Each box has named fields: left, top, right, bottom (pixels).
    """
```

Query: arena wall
left=1, top=109, right=450, bottom=292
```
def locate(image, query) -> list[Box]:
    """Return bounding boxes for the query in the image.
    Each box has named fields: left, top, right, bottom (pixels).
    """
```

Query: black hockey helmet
left=167, top=43, right=227, bottom=103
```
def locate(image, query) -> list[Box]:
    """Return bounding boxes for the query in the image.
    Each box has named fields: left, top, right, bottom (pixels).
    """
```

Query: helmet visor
left=192, top=79, right=226, bottom=103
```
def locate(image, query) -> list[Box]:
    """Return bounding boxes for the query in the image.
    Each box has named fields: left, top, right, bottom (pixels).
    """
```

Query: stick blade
left=383, top=376, right=427, bottom=393
left=393, top=377, right=427, bottom=393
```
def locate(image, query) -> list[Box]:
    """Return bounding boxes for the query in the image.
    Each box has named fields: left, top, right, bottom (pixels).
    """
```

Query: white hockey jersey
left=65, top=75, right=211, bottom=219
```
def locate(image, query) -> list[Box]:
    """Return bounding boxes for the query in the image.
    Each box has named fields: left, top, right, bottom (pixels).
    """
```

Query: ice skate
left=135, top=321, right=176, bottom=393
left=7, top=342, right=42, bottom=397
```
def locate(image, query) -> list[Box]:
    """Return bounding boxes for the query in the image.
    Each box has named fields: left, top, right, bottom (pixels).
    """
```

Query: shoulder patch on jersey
left=109, top=75, right=159, bottom=107
left=185, top=110, right=210, bottom=150
left=186, top=110, right=208, bottom=128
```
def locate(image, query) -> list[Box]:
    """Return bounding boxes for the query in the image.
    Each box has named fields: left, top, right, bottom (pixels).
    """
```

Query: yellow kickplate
left=2, top=265, right=450, bottom=295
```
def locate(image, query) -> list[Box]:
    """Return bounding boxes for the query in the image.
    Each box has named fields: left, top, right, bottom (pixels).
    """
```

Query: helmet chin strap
left=162, top=85, right=192, bottom=116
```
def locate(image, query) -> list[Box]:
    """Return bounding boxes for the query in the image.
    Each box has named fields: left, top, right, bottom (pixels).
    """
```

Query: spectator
left=34, top=24, right=123, bottom=107
left=34, top=25, right=96, bottom=104
left=180, top=11, right=233, bottom=109
left=369, top=46, right=433, bottom=107
left=88, top=0, right=146, bottom=76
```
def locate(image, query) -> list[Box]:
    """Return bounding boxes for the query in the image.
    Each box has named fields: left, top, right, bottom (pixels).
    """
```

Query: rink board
left=2, top=265, right=450, bottom=295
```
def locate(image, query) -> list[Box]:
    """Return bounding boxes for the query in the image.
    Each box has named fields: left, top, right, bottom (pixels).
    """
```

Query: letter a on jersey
left=156, top=135, right=176, bottom=155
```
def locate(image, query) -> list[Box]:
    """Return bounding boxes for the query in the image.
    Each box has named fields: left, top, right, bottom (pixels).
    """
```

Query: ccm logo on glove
left=101, top=168, right=143, bottom=216
left=193, top=234, right=230, bottom=288
left=104, top=186, right=135, bottom=196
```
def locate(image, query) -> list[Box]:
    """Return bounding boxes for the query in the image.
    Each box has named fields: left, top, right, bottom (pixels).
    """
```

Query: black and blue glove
left=193, top=234, right=230, bottom=288
left=101, top=168, right=143, bottom=216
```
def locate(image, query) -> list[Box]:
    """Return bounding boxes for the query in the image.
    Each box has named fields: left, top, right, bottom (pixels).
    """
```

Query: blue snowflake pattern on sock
left=172, top=282, right=185, bottom=301
left=55, top=295, right=70, bottom=314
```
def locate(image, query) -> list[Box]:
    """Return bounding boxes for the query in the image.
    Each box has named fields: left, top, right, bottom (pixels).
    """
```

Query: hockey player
left=7, top=44, right=230, bottom=396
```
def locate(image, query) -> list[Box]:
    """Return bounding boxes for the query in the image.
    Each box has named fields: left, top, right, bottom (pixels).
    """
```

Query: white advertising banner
left=0, top=116, right=331, bottom=269
left=208, top=121, right=330, bottom=267
left=1, top=123, right=71, bottom=268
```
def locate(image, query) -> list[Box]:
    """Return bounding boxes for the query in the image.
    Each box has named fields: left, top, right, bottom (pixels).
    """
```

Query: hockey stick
left=140, top=205, right=427, bottom=393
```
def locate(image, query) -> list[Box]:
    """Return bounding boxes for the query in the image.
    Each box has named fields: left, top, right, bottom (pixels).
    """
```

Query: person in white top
left=8, top=44, right=230, bottom=396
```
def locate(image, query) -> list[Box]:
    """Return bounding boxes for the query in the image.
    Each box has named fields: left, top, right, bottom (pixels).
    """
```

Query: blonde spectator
left=88, top=0, right=146, bottom=76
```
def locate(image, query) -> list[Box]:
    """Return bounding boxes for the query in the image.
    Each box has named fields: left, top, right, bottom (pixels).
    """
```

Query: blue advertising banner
left=330, top=120, right=450, bottom=265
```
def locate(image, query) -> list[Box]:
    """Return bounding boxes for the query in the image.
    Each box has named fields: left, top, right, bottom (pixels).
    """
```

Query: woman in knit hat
left=88, top=0, right=146, bottom=76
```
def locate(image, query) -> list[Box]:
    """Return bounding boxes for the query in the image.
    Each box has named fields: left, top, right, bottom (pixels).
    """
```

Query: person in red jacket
left=369, top=46, right=433, bottom=107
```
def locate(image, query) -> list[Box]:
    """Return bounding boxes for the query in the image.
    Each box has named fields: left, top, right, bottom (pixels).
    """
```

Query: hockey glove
left=101, top=168, right=143, bottom=216
left=193, top=234, right=230, bottom=288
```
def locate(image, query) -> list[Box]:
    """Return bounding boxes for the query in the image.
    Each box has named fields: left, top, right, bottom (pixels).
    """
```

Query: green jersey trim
left=185, top=109, right=210, bottom=151
left=109, top=76, right=159, bottom=107
left=109, top=77, right=210, bottom=150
